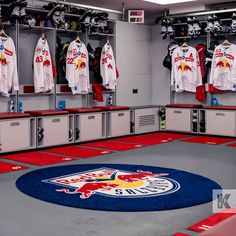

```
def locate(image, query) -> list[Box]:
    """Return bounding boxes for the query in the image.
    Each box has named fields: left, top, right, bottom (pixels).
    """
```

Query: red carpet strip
left=143, top=132, right=192, bottom=141
left=180, top=136, right=235, bottom=145
left=113, top=135, right=171, bottom=145
left=1, top=152, right=77, bottom=166
left=0, top=161, right=28, bottom=174
left=44, top=146, right=113, bottom=158
left=188, top=209, right=236, bottom=233
left=82, top=140, right=145, bottom=151
left=226, top=142, right=236, bottom=147
left=172, top=233, right=191, bottom=236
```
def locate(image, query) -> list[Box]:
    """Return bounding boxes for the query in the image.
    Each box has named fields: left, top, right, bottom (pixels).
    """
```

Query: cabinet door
left=108, top=110, right=130, bottom=137
left=206, top=110, right=236, bottom=136
left=79, top=113, right=103, bottom=141
left=0, top=119, right=30, bottom=152
left=166, top=108, right=191, bottom=132
left=41, top=116, right=69, bottom=147
left=134, top=108, right=159, bottom=134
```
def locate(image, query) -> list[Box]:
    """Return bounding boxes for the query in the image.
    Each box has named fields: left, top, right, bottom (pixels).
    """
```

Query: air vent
left=139, top=115, right=155, bottom=127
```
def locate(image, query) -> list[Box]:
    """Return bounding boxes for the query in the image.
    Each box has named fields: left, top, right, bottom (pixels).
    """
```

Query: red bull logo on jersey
left=215, top=59, right=232, bottom=70
left=42, top=168, right=180, bottom=199
left=177, top=62, right=193, bottom=72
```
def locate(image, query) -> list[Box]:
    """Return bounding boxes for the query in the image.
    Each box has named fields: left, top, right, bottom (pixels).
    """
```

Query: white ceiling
left=71, top=0, right=234, bottom=13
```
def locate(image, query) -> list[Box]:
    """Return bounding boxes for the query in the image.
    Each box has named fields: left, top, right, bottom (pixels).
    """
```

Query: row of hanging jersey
left=66, top=38, right=117, bottom=94
left=209, top=40, right=236, bottom=91
left=33, top=34, right=56, bottom=93
left=0, top=29, right=19, bottom=97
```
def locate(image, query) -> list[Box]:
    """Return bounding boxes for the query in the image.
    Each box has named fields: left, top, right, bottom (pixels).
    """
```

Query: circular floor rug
left=16, top=164, right=221, bottom=211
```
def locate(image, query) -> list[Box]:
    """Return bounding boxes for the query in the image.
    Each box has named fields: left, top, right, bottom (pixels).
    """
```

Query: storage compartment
left=37, top=115, right=70, bottom=147
left=191, top=109, right=199, bottom=133
left=205, top=110, right=236, bottom=136
left=199, top=110, right=206, bottom=134
left=134, top=108, right=159, bottom=134
left=0, top=118, right=34, bottom=153
left=75, top=112, right=105, bottom=142
left=107, top=110, right=131, bottom=137
left=166, top=108, right=191, bottom=132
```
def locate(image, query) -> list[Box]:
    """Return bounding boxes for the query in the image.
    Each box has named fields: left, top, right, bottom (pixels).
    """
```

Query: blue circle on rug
left=16, top=164, right=221, bottom=211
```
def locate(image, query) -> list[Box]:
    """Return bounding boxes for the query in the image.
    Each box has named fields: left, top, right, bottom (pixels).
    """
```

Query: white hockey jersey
left=209, top=43, right=236, bottom=91
left=100, top=43, right=117, bottom=90
left=171, top=46, right=202, bottom=92
left=0, top=36, right=19, bottom=97
left=66, top=41, right=90, bottom=94
left=33, top=37, right=54, bottom=93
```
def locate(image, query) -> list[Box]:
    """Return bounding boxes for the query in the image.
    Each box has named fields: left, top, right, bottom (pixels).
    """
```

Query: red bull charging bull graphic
left=16, top=164, right=221, bottom=211
left=42, top=168, right=179, bottom=199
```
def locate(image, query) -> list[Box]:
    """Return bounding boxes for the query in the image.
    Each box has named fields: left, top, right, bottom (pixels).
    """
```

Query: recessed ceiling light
left=143, top=0, right=196, bottom=5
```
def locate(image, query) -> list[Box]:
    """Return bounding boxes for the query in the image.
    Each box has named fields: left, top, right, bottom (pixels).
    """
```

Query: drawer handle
left=52, top=119, right=60, bottom=123
left=10, top=122, right=20, bottom=127
left=174, top=111, right=182, bottom=114
left=216, top=113, right=225, bottom=116
left=88, top=115, right=95, bottom=120
left=118, top=113, right=124, bottom=117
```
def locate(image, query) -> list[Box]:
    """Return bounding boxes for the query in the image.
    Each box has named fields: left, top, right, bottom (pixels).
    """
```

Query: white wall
left=151, top=25, right=171, bottom=106
left=116, top=21, right=152, bottom=106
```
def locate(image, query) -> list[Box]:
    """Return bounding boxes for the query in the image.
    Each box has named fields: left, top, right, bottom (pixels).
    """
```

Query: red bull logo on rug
left=42, top=168, right=180, bottom=199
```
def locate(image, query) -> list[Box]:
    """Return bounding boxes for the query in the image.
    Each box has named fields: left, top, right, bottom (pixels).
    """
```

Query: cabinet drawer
left=206, top=110, right=236, bottom=136
left=166, top=108, right=191, bottom=132
left=78, top=113, right=103, bottom=141
left=0, top=119, right=30, bottom=152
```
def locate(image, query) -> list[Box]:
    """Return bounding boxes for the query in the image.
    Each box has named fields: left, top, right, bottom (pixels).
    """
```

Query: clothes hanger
left=222, top=35, right=231, bottom=46
left=0, top=24, right=9, bottom=38
left=76, top=34, right=82, bottom=44
left=181, top=38, right=188, bottom=47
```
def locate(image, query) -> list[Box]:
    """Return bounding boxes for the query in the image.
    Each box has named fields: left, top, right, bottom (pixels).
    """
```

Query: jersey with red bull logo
left=171, top=46, right=202, bottom=93
left=100, top=43, right=117, bottom=90
left=33, top=38, right=54, bottom=93
left=0, top=36, right=19, bottom=97
left=66, top=41, right=90, bottom=94
left=209, top=44, right=236, bottom=91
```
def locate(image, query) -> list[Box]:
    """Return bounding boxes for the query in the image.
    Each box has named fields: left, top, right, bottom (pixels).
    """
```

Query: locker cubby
left=191, top=109, right=199, bottom=133
left=30, top=118, right=36, bottom=148
left=0, top=23, right=18, bottom=112
left=18, top=25, right=56, bottom=112
left=69, top=115, right=74, bottom=143
left=199, top=109, right=206, bottom=134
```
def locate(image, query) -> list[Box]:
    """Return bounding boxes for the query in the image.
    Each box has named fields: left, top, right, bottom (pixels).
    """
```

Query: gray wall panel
left=151, top=25, right=170, bottom=106
left=116, top=21, right=152, bottom=106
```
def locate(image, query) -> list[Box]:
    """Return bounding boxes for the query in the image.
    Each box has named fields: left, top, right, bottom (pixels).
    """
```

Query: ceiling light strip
left=168, top=7, right=236, bottom=18
left=40, top=0, right=123, bottom=14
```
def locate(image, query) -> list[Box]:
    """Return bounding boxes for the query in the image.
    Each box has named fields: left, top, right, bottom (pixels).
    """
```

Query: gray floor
left=0, top=140, right=236, bottom=236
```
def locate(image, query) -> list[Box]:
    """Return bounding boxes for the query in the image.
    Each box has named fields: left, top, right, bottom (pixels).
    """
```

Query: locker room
left=0, top=0, right=236, bottom=236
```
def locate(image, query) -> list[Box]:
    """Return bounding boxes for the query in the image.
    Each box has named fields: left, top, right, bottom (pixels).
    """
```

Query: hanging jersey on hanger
left=171, top=46, right=202, bottom=93
left=66, top=41, right=90, bottom=94
left=33, top=37, right=54, bottom=93
left=0, top=36, right=19, bottom=97
left=209, top=43, right=236, bottom=91
left=100, top=42, right=117, bottom=90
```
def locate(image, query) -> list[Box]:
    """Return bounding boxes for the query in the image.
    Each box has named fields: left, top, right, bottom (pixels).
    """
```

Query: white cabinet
left=134, top=108, right=159, bottom=134
left=205, top=110, right=236, bottom=136
left=37, top=115, right=71, bottom=148
left=166, top=108, right=191, bottom=132
left=0, top=118, right=36, bottom=153
left=75, top=112, right=106, bottom=142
